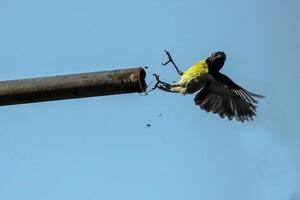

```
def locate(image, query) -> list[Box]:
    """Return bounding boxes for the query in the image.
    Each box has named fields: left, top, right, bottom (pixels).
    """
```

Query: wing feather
left=194, top=73, right=263, bottom=122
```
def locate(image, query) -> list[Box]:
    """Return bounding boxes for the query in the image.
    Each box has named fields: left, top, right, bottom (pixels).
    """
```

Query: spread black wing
left=193, top=73, right=264, bottom=122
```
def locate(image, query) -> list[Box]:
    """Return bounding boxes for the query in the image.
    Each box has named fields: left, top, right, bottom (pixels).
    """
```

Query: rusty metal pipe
left=0, top=67, right=147, bottom=106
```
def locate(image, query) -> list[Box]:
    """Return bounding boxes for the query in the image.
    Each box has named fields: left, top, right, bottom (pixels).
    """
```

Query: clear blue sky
left=0, top=0, right=299, bottom=199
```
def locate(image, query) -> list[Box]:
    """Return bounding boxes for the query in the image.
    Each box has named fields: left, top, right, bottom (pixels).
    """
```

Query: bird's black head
left=206, top=51, right=226, bottom=73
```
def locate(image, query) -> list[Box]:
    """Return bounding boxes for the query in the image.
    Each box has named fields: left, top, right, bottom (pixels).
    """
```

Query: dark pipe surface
left=0, top=67, right=147, bottom=106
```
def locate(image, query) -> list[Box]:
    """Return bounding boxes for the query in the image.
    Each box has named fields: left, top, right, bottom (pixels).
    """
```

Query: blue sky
left=0, top=0, right=299, bottom=199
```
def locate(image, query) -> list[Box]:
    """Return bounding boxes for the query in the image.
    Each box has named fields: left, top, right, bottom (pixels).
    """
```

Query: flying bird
left=153, top=50, right=264, bottom=122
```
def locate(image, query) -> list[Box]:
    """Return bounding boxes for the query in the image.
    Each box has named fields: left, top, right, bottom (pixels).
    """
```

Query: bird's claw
left=153, top=73, right=160, bottom=81
left=152, top=74, right=161, bottom=90
left=162, top=50, right=173, bottom=66
left=161, top=50, right=183, bottom=76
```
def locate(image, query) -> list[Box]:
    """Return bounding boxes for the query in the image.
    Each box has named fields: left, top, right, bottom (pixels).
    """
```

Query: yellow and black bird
left=153, top=50, right=264, bottom=122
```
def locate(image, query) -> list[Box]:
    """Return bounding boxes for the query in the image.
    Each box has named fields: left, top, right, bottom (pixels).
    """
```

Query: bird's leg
left=151, top=74, right=181, bottom=93
left=162, top=50, right=184, bottom=76
left=152, top=74, right=172, bottom=90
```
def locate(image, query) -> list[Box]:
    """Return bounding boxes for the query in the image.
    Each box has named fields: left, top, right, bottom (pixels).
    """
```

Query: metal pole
left=0, top=67, right=147, bottom=106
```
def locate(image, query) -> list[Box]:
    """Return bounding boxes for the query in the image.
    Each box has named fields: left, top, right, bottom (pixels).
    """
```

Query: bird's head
left=206, top=51, right=226, bottom=73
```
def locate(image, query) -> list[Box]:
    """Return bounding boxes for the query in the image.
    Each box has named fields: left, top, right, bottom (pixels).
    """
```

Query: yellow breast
left=179, top=60, right=209, bottom=84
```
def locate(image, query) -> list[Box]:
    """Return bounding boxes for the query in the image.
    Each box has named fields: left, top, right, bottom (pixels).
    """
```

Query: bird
left=153, top=50, right=264, bottom=122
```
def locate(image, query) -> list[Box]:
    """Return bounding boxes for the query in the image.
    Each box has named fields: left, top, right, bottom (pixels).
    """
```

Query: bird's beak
left=210, top=54, right=220, bottom=62
left=215, top=54, right=222, bottom=59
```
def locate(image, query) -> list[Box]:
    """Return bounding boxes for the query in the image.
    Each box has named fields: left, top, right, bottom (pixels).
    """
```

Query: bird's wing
left=194, top=73, right=264, bottom=122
